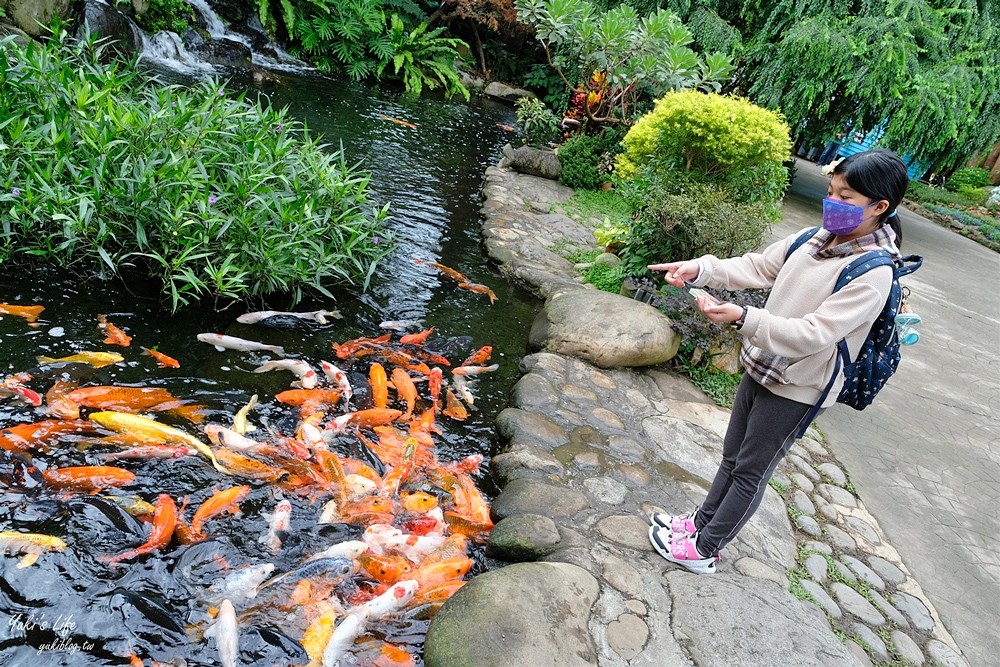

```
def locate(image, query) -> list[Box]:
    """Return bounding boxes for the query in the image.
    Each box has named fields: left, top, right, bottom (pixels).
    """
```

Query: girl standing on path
left=646, top=149, right=908, bottom=574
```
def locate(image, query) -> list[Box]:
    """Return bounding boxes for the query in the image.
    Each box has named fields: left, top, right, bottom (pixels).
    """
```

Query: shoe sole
left=648, top=525, right=716, bottom=575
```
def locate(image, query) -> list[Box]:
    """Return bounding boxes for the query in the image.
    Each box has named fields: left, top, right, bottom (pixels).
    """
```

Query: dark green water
left=0, top=70, right=538, bottom=665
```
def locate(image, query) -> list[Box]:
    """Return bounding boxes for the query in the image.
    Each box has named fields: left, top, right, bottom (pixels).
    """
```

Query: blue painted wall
left=835, top=123, right=929, bottom=180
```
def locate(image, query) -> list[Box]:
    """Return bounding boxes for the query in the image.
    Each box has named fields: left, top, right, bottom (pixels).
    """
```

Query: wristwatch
left=734, top=306, right=748, bottom=330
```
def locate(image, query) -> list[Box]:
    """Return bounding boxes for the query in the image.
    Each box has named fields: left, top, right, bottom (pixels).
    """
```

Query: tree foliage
left=638, top=0, right=1000, bottom=172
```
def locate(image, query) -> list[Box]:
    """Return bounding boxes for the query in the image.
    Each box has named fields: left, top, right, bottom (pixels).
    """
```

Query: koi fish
left=427, top=368, right=443, bottom=406
left=301, top=605, right=341, bottom=666
left=451, top=364, right=499, bottom=376
left=369, top=363, right=388, bottom=409
left=95, top=445, right=195, bottom=461
left=364, top=580, right=418, bottom=616
left=452, top=374, right=474, bottom=406
left=399, top=328, right=434, bottom=346
left=379, top=320, right=421, bottom=331
left=276, top=389, right=343, bottom=417
left=202, top=563, right=275, bottom=607
left=237, top=309, right=341, bottom=325
left=320, top=361, right=353, bottom=406
left=306, top=540, right=368, bottom=563
left=378, top=114, right=417, bottom=128
left=233, top=394, right=258, bottom=434
left=0, top=303, right=45, bottom=323
left=191, top=485, right=251, bottom=536
left=457, top=282, right=497, bottom=304
left=359, top=553, right=411, bottom=585
left=43, top=465, right=136, bottom=492
left=88, top=411, right=228, bottom=474
left=496, top=123, right=515, bottom=131
left=426, top=261, right=468, bottom=283
left=44, top=380, right=80, bottom=419
left=0, top=419, right=97, bottom=452
left=322, top=607, right=371, bottom=667
left=68, top=386, right=205, bottom=423
left=260, top=498, right=292, bottom=554
left=141, top=347, right=180, bottom=369
left=204, top=599, right=239, bottom=667
left=213, top=448, right=288, bottom=483
left=101, top=494, right=156, bottom=517
left=409, top=557, right=473, bottom=589
left=102, top=494, right=177, bottom=566
left=254, top=359, right=318, bottom=389
left=0, top=376, right=41, bottom=406
left=0, top=531, right=66, bottom=568
left=389, top=369, right=418, bottom=420
left=197, top=333, right=284, bottom=355
left=332, top=334, right=391, bottom=359
left=98, top=314, right=132, bottom=346
left=462, top=345, right=492, bottom=366
left=36, top=351, right=124, bottom=368
left=400, top=491, right=438, bottom=513
left=442, top=389, right=468, bottom=420
left=258, top=556, right=354, bottom=593
left=325, top=409, right=403, bottom=434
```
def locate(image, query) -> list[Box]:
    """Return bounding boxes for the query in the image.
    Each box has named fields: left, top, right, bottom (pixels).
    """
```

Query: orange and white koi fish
left=197, top=333, right=284, bottom=355
left=260, top=498, right=292, bottom=554
left=237, top=309, right=341, bottom=325
left=496, top=123, right=515, bottom=131
left=69, top=386, right=205, bottom=422
left=451, top=374, right=474, bottom=406
left=43, top=465, right=136, bottom=492
left=320, top=361, right=353, bottom=406
left=0, top=419, right=97, bottom=452
left=451, top=364, right=499, bottom=376
left=0, top=375, right=41, bottom=406
left=191, top=486, right=251, bottom=536
left=364, top=580, right=418, bottom=616
left=457, top=282, right=497, bottom=304
left=399, top=327, right=434, bottom=346
left=0, top=303, right=44, bottom=323
left=98, top=314, right=132, bottom=346
left=369, top=363, right=388, bottom=409
left=44, top=380, right=80, bottom=419
left=322, top=607, right=371, bottom=667
left=141, top=347, right=180, bottom=368
left=102, top=494, right=177, bottom=567
left=0, top=531, right=66, bottom=568
left=254, top=359, right=318, bottom=389
left=36, top=352, right=124, bottom=368
left=378, top=114, right=417, bottom=128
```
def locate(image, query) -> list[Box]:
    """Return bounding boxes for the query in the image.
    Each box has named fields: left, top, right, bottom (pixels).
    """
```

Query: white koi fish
left=363, top=580, right=418, bottom=618
left=298, top=420, right=327, bottom=454
left=378, top=319, right=421, bottom=331
left=204, top=599, right=239, bottom=667
left=202, top=564, right=275, bottom=606
left=452, top=374, right=475, bottom=406
left=253, top=359, right=318, bottom=389
left=322, top=607, right=371, bottom=667
left=233, top=394, right=258, bottom=434
left=320, top=361, right=353, bottom=405
left=204, top=425, right=265, bottom=454
left=260, top=499, right=292, bottom=555
left=238, top=309, right=341, bottom=325
left=305, top=540, right=368, bottom=563
left=451, top=363, right=499, bottom=377
left=345, top=474, right=377, bottom=501
left=197, top=333, right=284, bottom=355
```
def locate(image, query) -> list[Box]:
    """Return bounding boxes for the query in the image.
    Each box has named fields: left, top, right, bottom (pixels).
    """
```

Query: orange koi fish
left=462, top=346, right=493, bottom=366
left=389, top=368, right=418, bottom=420
left=1, top=375, right=41, bottom=406
left=427, top=262, right=468, bottom=283
left=373, top=349, right=433, bottom=375
left=141, top=347, right=180, bottom=369
left=102, top=494, right=177, bottom=566
left=0, top=303, right=44, bottom=323
left=68, top=386, right=205, bottom=423
left=275, top=388, right=342, bottom=417
left=370, top=363, right=389, bottom=409
left=378, top=114, right=417, bottom=129
left=213, top=449, right=287, bottom=483
left=373, top=643, right=416, bottom=667
left=427, top=368, right=443, bottom=406
left=44, top=380, right=80, bottom=419
left=410, top=557, right=473, bottom=589
left=400, top=490, right=438, bottom=513
left=443, top=512, right=494, bottom=542
left=422, top=533, right=470, bottom=565
left=0, top=419, right=97, bottom=452
left=401, top=347, right=451, bottom=367
left=457, top=282, right=497, bottom=304
left=359, top=552, right=411, bottom=585
left=399, top=327, right=434, bottom=346
left=97, top=315, right=132, bottom=346
left=496, top=123, right=515, bottom=132
left=42, top=465, right=136, bottom=492
left=332, top=334, right=392, bottom=359
left=442, top=389, right=468, bottom=420
left=327, top=408, right=403, bottom=434
left=191, top=485, right=251, bottom=536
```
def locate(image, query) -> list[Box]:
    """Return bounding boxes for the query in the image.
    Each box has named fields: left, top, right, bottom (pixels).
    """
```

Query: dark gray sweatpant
left=694, top=375, right=814, bottom=557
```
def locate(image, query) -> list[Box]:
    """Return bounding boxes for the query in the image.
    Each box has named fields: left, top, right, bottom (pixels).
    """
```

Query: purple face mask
left=822, top=197, right=874, bottom=235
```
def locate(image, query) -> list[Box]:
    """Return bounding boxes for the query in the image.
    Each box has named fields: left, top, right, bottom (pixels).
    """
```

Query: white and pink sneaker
left=648, top=525, right=718, bottom=574
left=649, top=507, right=699, bottom=535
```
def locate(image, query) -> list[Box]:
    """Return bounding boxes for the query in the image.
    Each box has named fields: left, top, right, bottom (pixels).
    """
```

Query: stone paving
left=421, top=164, right=974, bottom=667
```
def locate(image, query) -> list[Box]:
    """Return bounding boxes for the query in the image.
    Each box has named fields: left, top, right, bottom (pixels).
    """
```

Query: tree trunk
left=469, top=19, right=487, bottom=77
left=426, top=2, right=447, bottom=27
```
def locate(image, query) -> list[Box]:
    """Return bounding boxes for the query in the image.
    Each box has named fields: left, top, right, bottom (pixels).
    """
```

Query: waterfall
left=140, top=30, right=212, bottom=73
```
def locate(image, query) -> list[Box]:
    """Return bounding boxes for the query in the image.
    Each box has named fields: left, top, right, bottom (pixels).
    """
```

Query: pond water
left=0, top=69, right=539, bottom=665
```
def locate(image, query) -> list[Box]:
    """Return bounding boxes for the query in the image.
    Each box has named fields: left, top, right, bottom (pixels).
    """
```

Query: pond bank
left=422, top=165, right=970, bottom=667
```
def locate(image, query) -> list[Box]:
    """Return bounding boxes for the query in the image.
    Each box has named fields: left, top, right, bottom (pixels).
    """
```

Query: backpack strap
left=784, top=227, right=821, bottom=262
left=896, top=254, right=923, bottom=277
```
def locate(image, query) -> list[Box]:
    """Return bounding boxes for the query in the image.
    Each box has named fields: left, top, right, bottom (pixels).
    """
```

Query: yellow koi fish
left=36, top=352, right=124, bottom=368
left=0, top=531, right=67, bottom=568
left=88, top=411, right=228, bottom=474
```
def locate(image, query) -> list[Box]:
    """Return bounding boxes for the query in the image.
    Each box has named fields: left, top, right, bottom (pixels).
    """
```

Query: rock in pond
left=487, top=514, right=562, bottom=561
left=484, top=81, right=537, bottom=102
left=499, top=143, right=562, bottom=180
left=490, top=478, right=589, bottom=521
left=424, top=561, right=599, bottom=667
left=529, top=286, right=679, bottom=368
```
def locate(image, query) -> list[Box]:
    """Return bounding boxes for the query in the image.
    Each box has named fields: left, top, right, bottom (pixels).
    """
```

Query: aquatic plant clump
left=0, top=32, right=390, bottom=311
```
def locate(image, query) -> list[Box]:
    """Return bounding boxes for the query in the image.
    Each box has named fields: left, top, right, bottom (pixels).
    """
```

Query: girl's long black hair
left=832, top=148, right=908, bottom=249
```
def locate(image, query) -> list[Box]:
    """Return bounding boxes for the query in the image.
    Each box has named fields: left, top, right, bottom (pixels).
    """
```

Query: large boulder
left=0, top=20, right=32, bottom=46
left=190, top=37, right=251, bottom=66
left=484, top=80, right=536, bottom=103
left=499, top=143, right=562, bottom=180
left=530, top=286, right=680, bottom=368
left=78, top=0, right=141, bottom=56
left=2, top=0, right=76, bottom=36
left=424, top=561, right=599, bottom=667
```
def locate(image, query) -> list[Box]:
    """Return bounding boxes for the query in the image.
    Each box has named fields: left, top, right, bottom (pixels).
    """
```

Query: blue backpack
left=784, top=227, right=923, bottom=434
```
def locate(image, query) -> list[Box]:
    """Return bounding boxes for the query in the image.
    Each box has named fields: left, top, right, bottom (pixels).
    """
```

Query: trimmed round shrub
left=557, top=130, right=623, bottom=190
left=615, top=91, right=792, bottom=181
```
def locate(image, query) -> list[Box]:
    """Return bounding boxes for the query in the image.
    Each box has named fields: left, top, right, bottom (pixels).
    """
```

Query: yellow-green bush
left=616, top=91, right=791, bottom=180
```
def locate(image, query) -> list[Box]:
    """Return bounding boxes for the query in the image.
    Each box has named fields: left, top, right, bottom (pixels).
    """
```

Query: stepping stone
left=800, top=580, right=841, bottom=619
left=786, top=454, right=820, bottom=481
left=799, top=436, right=826, bottom=456
left=790, top=472, right=814, bottom=492
left=841, top=555, right=885, bottom=591
left=491, top=478, right=589, bottom=521
left=803, top=540, right=832, bottom=555
left=891, top=592, right=935, bottom=631
left=850, top=623, right=889, bottom=663
left=795, top=514, right=822, bottom=537
left=771, top=469, right=792, bottom=488
left=735, top=556, right=787, bottom=588
left=792, top=489, right=816, bottom=515
left=607, top=613, right=648, bottom=660
left=890, top=630, right=924, bottom=665
left=805, top=425, right=824, bottom=441
left=817, top=483, right=857, bottom=508
left=625, top=600, right=646, bottom=616
left=584, top=476, right=628, bottom=505
left=789, top=443, right=811, bottom=460
left=824, top=525, right=857, bottom=552
left=846, top=516, right=881, bottom=545
left=831, top=583, right=885, bottom=625
left=817, top=462, right=847, bottom=486
left=596, top=515, right=652, bottom=550
left=832, top=560, right=857, bottom=583
left=804, top=554, right=828, bottom=583
left=869, top=589, right=908, bottom=628
left=926, top=639, right=970, bottom=667
left=846, top=640, right=874, bottom=667
left=813, top=495, right=840, bottom=521
left=867, top=556, right=906, bottom=585
left=512, top=374, right=559, bottom=410
left=487, top=514, right=563, bottom=561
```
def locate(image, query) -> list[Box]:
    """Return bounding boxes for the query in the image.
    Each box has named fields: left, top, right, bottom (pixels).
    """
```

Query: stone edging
left=421, top=164, right=970, bottom=667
